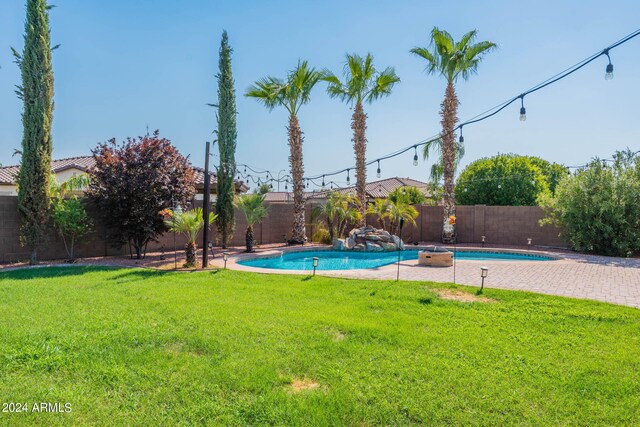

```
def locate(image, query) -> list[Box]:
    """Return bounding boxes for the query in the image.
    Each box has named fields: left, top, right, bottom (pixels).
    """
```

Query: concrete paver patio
left=227, top=246, right=640, bottom=309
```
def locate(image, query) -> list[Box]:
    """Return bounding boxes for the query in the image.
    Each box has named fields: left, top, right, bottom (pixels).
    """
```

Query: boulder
left=339, top=226, right=405, bottom=252
left=332, top=238, right=344, bottom=251
left=345, top=237, right=356, bottom=249
left=366, top=242, right=384, bottom=252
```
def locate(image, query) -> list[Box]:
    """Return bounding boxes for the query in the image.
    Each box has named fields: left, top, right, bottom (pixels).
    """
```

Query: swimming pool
left=238, top=249, right=555, bottom=271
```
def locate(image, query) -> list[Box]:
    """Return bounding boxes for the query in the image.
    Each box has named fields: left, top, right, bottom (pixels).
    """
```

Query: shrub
left=388, top=186, right=427, bottom=205
left=87, top=131, right=195, bottom=259
left=541, top=150, right=640, bottom=256
left=455, top=154, right=565, bottom=206
left=52, top=198, right=92, bottom=261
left=312, top=225, right=332, bottom=244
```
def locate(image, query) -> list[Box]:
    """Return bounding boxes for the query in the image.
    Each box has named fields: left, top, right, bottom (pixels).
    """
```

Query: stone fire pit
left=332, top=226, right=404, bottom=252
left=418, top=246, right=453, bottom=267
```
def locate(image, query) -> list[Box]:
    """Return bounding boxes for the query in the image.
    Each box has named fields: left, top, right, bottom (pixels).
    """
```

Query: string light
left=604, top=49, right=614, bottom=80
left=519, top=95, right=527, bottom=122
left=230, top=29, right=638, bottom=190
left=376, top=160, right=381, bottom=178
left=413, top=146, right=419, bottom=166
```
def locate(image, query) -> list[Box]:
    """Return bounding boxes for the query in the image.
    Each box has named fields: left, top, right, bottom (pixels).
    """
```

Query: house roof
left=262, top=177, right=431, bottom=202
left=0, top=155, right=248, bottom=192
left=0, top=156, right=96, bottom=184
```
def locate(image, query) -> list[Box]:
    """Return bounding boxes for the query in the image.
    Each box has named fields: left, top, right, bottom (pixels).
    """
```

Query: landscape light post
left=222, top=252, right=229, bottom=269
left=527, top=238, right=532, bottom=250
left=480, top=267, right=489, bottom=293
left=396, top=217, right=405, bottom=281
left=481, top=235, right=485, bottom=248
left=312, top=257, right=319, bottom=276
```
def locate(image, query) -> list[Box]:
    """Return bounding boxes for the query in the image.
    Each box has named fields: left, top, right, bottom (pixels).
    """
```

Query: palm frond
left=235, top=193, right=270, bottom=226
left=409, top=47, right=439, bottom=75
left=245, top=76, right=286, bottom=111
left=367, top=66, right=400, bottom=103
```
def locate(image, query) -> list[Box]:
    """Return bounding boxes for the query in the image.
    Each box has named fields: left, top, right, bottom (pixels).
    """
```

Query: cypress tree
left=215, top=31, right=237, bottom=248
left=12, top=0, right=55, bottom=264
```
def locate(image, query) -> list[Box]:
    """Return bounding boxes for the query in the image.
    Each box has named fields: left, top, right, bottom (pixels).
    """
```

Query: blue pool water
left=238, top=250, right=555, bottom=271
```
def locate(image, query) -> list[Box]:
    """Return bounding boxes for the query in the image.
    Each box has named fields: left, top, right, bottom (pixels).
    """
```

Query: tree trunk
left=352, top=100, right=367, bottom=226
left=245, top=225, right=254, bottom=252
left=440, top=81, right=459, bottom=243
left=185, top=241, right=197, bottom=267
left=288, top=113, right=306, bottom=244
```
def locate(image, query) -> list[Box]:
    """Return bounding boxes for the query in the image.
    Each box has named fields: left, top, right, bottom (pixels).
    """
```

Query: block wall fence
left=0, top=196, right=566, bottom=263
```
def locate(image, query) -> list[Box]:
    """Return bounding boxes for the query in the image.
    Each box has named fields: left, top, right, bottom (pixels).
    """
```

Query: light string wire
left=214, top=28, right=640, bottom=190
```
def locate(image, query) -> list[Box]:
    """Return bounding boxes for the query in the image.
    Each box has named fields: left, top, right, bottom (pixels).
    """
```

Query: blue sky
left=1, top=1, right=638, bottom=188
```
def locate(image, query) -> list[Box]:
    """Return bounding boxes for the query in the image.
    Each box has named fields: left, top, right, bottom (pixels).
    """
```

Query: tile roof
left=0, top=155, right=248, bottom=191
left=322, top=177, right=431, bottom=199
left=262, top=177, right=431, bottom=202
left=0, top=156, right=96, bottom=184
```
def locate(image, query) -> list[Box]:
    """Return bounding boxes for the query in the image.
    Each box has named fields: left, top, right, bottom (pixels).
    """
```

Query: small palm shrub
left=235, top=193, right=270, bottom=252
left=165, top=208, right=217, bottom=267
left=312, top=192, right=361, bottom=240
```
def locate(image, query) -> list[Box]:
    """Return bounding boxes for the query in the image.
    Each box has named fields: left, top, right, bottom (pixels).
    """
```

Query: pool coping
left=228, top=244, right=564, bottom=275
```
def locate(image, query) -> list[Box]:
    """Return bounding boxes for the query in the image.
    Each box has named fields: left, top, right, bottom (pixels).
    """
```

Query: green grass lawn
left=0, top=267, right=639, bottom=426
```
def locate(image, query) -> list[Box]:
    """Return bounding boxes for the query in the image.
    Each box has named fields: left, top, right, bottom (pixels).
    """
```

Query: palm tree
left=411, top=28, right=496, bottom=242
left=235, top=193, right=270, bottom=252
left=422, top=136, right=466, bottom=185
left=387, top=199, right=418, bottom=236
left=321, top=54, right=400, bottom=226
left=312, top=192, right=361, bottom=240
left=246, top=60, right=321, bottom=244
left=165, top=208, right=217, bottom=267
left=366, top=198, right=391, bottom=231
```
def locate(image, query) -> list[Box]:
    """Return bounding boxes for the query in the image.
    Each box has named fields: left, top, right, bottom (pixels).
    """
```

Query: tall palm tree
left=235, top=193, right=270, bottom=252
left=422, top=136, right=466, bottom=186
left=246, top=61, right=321, bottom=244
left=411, top=28, right=496, bottom=242
left=321, top=54, right=400, bottom=226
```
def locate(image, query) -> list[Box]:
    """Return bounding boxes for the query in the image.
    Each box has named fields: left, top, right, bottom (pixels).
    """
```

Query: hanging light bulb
left=376, top=161, right=381, bottom=178
left=306, top=180, right=309, bottom=188
left=346, top=169, right=350, bottom=184
left=285, top=182, right=288, bottom=190
left=604, top=49, right=614, bottom=80
left=459, top=126, right=464, bottom=143
left=413, top=146, right=418, bottom=166
left=497, top=183, right=502, bottom=189
left=321, top=175, right=325, bottom=188
left=519, top=95, right=527, bottom=122
left=243, top=166, right=246, bottom=174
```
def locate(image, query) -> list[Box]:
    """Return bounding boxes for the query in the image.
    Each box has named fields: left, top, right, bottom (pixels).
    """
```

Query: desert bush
left=541, top=149, right=640, bottom=256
